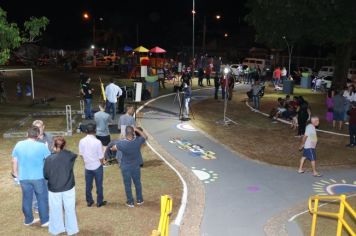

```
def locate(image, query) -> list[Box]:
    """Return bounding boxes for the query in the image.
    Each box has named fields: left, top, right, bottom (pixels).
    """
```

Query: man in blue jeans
left=111, top=126, right=147, bottom=207
left=11, top=126, right=51, bottom=227
left=79, top=123, right=107, bottom=207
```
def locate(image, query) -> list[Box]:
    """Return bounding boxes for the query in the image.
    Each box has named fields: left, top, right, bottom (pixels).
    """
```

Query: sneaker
left=34, top=208, right=39, bottom=214
left=24, top=218, right=39, bottom=226
left=97, top=201, right=107, bottom=208
left=137, top=200, right=144, bottom=206
left=87, top=201, right=94, bottom=207
left=126, top=202, right=134, bottom=208
left=41, top=221, right=49, bottom=227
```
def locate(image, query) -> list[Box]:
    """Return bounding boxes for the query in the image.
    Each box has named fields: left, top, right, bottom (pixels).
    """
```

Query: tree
left=23, top=16, right=49, bottom=43
left=0, top=8, right=21, bottom=65
left=0, top=7, right=49, bottom=65
left=246, top=0, right=356, bottom=89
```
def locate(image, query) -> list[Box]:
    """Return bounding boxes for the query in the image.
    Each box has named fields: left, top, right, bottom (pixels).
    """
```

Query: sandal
left=313, top=173, right=322, bottom=177
left=297, top=170, right=305, bottom=174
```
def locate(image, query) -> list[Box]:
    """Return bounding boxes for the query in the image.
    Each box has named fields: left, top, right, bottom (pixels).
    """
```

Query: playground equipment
left=308, top=194, right=356, bottom=236
left=151, top=195, right=173, bottom=236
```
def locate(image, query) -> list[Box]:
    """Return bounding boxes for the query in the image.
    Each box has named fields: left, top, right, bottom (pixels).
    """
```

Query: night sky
left=1, top=0, right=248, bottom=50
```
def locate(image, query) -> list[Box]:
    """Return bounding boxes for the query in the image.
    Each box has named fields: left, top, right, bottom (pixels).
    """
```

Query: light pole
left=202, top=14, right=221, bottom=52
left=282, top=36, right=293, bottom=76
left=192, top=0, right=195, bottom=61
left=83, top=12, right=104, bottom=67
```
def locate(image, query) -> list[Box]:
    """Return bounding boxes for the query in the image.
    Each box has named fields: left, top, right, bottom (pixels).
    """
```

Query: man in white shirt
left=105, top=78, right=122, bottom=120
left=78, top=123, right=107, bottom=207
left=298, top=116, right=321, bottom=177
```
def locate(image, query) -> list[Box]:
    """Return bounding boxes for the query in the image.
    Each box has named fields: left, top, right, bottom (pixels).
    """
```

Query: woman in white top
left=343, top=85, right=355, bottom=122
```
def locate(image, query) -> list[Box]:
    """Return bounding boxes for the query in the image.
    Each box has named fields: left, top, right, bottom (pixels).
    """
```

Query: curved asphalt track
left=140, top=86, right=356, bottom=236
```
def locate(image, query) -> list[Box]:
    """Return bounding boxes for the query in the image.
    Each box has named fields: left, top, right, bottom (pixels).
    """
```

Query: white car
left=229, top=64, right=243, bottom=76
left=318, top=66, right=334, bottom=77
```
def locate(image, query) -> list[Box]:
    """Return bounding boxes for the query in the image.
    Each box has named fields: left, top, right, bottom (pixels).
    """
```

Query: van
left=242, top=58, right=271, bottom=71
left=318, top=66, right=334, bottom=77
left=318, top=66, right=356, bottom=80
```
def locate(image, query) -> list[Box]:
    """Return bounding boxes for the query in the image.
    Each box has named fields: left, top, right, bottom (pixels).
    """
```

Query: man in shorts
left=94, top=103, right=112, bottom=165
left=298, top=116, right=322, bottom=177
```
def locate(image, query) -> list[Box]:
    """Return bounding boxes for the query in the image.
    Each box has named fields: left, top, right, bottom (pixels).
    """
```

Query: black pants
left=214, top=86, right=219, bottom=99
left=118, top=93, right=125, bottom=114
left=198, top=77, right=203, bottom=86
left=206, top=75, right=211, bottom=85
left=298, top=120, right=307, bottom=136
left=349, top=124, right=356, bottom=145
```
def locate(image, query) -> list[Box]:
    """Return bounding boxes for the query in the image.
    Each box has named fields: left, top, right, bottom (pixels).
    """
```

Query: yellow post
left=336, top=195, right=346, bottom=236
left=310, top=198, right=319, bottom=236
left=99, top=77, right=106, bottom=101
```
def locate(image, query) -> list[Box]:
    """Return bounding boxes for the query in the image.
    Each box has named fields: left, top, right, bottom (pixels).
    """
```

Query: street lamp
left=83, top=12, right=104, bottom=67
left=282, top=36, right=293, bottom=77
left=216, top=14, right=221, bottom=20
left=224, top=33, right=228, bottom=38
left=192, top=0, right=195, bottom=61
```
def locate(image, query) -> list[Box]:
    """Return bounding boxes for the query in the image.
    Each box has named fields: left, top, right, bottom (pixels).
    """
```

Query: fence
left=151, top=195, right=173, bottom=236
left=308, top=194, right=356, bottom=236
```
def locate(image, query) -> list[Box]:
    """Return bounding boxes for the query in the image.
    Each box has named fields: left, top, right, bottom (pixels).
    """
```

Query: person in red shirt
left=273, top=67, right=281, bottom=87
left=346, top=102, right=356, bottom=147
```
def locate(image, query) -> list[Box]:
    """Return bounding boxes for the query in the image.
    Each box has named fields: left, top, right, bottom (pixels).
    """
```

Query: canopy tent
left=123, top=46, right=133, bottom=52
left=134, top=46, right=149, bottom=53
left=149, top=46, right=166, bottom=53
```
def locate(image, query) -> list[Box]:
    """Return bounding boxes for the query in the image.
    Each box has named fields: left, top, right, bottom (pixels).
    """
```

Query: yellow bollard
left=336, top=195, right=346, bottom=236
left=310, top=198, right=319, bottom=236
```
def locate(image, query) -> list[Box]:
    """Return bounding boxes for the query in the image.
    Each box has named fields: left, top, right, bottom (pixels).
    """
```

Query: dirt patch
left=191, top=88, right=356, bottom=168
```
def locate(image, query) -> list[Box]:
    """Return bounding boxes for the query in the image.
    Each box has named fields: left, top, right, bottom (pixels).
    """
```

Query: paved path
left=140, top=86, right=356, bottom=236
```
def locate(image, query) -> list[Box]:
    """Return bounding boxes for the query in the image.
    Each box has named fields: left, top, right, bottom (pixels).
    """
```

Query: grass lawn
left=296, top=195, right=356, bottom=236
left=191, top=84, right=356, bottom=168
left=0, top=66, right=182, bottom=235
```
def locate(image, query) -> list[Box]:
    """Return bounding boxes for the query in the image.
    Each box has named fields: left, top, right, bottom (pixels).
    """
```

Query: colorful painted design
left=169, top=138, right=216, bottom=160
left=313, top=179, right=356, bottom=195
left=191, top=167, right=219, bottom=184
left=176, top=123, right=197, bottom=132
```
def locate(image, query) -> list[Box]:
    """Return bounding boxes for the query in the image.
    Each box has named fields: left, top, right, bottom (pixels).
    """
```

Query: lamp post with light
left=83, top=12, right=104, bottom=67
left=202, top=14, right=222, bottom=52
left=282, top=36, right=293, bottom=76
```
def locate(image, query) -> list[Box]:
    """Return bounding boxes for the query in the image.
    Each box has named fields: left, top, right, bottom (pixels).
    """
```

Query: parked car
left=319, top=75, right=353, bottom=89
left=230, top=64, right=243, bottom=76
left=318, top=66, right=334, bottom=77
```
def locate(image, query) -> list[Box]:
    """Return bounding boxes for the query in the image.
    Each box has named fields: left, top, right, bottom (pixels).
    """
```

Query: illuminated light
left=90, top=45, right=95, bottom=49
left=216, top=15, right=221, bottom=20
left=101, top=48, right=105, bottom=51
left=224, top=33, right=228, bottom=37
left=192, top=10, right=196, bottom=14
left=83, top=13, right=89, bottom=19
left=224, top=67, right=230, bottom=74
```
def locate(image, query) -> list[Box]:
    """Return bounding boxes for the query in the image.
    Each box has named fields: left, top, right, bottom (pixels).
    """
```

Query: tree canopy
left=246, top=0, right=356, bottom=89
left=0, top=7, right=49, bottom=65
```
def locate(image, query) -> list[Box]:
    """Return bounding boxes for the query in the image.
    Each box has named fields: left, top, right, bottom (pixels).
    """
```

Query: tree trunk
left=333, top=42, right=353, bottom=90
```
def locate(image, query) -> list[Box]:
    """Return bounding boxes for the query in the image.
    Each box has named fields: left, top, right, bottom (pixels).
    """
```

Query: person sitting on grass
left=269, top=97, right=286, bottom=121
left=298, top=116, right=322, bottom=177
left=346, top=102, right=356, bottom=148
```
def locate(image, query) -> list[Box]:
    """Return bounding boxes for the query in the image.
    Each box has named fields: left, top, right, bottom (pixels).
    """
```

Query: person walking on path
left=95, top=103, right=112, bottom=150
left=205, top=62, right=212, bottom=86
left=332, top=90, right=346, bottom=130
left=343, top=85, right=355, bottom=124
left=298, top=116, right=322, bottom=177
left=44, top=136, right=79, bottom=235
left=81, top=77, right=94, bottom=119
left=346, top=102, right=356, bottom=147
left=157, top=68, right=166, bottom=89
left=105, top=78, right=122, bottom=120
left=111, top=126, right=147, bottom=207
left=78, top=123, right=107, bottom=207
left=119, top=105, right=136, bottom=137
left=325, top=90, right=334, bottom=123
left=183, top=83, right=192, bottom=119
left=11, top=126, right=51, bottom=227
left=251, top=80, right=262, bottom=111
left=198, top=67, right=204, bottom=87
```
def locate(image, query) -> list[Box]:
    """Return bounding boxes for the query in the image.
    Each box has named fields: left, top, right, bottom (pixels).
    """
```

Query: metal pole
left=30, top=69, right=34, bottom=100
left=192, top=0, right=195, bottom=61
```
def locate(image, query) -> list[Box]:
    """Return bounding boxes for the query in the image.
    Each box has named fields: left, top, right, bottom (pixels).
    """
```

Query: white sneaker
left=41, top=221, right=49, bottom=227
left=24, top=218, right=39, bottom=226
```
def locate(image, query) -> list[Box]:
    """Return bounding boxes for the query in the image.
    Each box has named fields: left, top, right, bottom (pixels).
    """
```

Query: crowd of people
left=11, top=104, right=147, bottom=234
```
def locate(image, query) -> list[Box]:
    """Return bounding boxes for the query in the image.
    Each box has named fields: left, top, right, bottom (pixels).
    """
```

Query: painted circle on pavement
left=191, top=167, right=219, bottom=184
left=313, top=179, right=356, bottom=195
left=176, top=123, right=197, bottom=132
